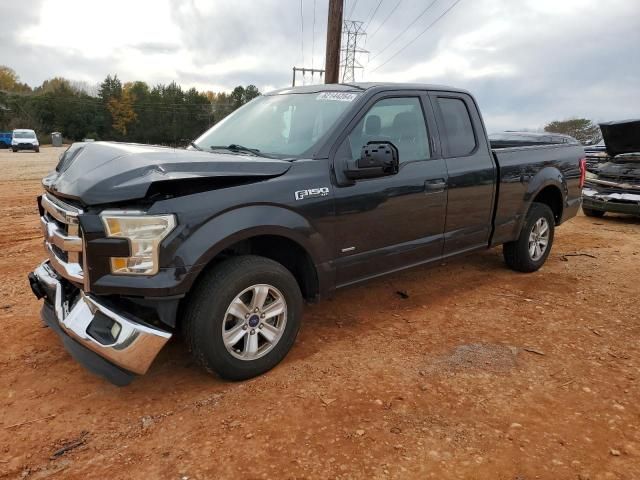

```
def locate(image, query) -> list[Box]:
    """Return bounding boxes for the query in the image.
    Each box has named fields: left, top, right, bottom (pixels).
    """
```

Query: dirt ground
left=1, top=146, right=639, bottom=480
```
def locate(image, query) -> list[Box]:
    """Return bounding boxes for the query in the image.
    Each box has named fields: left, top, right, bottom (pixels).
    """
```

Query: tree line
left=1, top=65, right=604, bottom=146
left=0, top=66, right=260, bottom=145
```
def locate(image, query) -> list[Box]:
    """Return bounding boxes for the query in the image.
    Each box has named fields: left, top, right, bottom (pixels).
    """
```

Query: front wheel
left=182, top=255, right=303, bottom=380
left=503, top=202, right=555, bottom=273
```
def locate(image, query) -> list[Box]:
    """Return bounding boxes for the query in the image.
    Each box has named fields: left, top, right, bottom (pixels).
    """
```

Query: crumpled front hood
left=43, top=142, right=292, bottom=205
left=599, top=119, right=640, bottom=157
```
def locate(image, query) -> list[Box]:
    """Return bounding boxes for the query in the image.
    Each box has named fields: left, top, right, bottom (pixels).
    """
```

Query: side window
left=343, top=97, right=430, bottom=163
left=437, top=97, right=476, bottom=157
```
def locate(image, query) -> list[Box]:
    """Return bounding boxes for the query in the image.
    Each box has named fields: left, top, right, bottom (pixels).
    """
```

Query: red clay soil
left=1, top=150, right=639, bottom=479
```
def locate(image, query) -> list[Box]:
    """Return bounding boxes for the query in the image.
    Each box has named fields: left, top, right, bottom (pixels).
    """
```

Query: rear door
left=331, top=90, right=448, bottom=287
left=430, top=92, right=496, bottom=255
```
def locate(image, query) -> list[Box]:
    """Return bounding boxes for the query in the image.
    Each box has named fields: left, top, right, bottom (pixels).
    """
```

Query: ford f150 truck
left=28, top=83, right=586, bottom=385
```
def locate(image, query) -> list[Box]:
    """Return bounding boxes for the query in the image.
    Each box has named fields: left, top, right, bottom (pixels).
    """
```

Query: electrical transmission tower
left=340, top=20, right=368, bottom=83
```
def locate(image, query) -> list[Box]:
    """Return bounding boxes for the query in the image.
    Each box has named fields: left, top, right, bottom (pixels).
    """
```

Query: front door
left=331, top=93, right=448, bottom=287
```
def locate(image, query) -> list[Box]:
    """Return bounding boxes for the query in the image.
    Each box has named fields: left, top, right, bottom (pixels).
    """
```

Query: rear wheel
left=11, top=148, right=17, bottom=153
left=582, top=207, right=605, bottom=218
left=503, top=202, right=555, bottom=272
left=182, top=255, right=303, bottom=380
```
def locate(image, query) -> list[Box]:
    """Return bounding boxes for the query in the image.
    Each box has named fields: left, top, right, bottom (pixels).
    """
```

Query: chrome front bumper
left=31, top=261, right=172, bottom=378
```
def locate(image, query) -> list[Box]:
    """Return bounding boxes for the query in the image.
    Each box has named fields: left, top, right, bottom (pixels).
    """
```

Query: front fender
left=163, top=204, right=331, bottom=289
left=88, top=205, right=330, bottom=299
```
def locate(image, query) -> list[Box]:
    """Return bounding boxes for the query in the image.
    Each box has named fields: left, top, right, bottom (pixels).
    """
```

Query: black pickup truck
left=28, top=83, right=586, bottom=385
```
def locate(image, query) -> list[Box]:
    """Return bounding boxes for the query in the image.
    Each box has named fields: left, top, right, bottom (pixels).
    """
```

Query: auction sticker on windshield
left=316, top=92, right=358, bottom=102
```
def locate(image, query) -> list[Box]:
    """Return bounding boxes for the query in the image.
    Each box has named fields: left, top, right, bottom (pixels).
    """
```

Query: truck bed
left=490, top=143, right=585, bottom=246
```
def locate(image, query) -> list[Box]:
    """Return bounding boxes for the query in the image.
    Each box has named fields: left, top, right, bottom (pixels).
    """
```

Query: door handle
left=424, top=178, right=446, bottom=193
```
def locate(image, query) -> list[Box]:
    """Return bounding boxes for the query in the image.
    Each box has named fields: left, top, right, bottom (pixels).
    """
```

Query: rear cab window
left=435, top=97, right=477, bottom=157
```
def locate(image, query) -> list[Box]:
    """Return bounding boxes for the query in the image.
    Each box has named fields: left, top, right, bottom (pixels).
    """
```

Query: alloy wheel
left=528, top=217, right=550, bottom=261
left=222, top=284, right=288, bottom=360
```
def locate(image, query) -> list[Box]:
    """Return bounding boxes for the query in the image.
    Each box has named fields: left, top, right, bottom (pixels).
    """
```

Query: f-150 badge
left=295, top=187, right=330, bottom=201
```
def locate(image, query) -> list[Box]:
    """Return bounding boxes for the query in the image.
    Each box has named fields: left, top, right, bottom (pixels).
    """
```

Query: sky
left=0, top=0, right=638, bottom=131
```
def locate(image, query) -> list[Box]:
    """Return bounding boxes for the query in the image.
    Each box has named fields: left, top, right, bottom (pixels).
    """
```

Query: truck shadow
left=143, top=246, right=509, bottom=390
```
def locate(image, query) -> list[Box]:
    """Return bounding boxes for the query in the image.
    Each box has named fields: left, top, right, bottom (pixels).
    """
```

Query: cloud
left=364, top=0, right=640, bottom=130
left=1, top=0, right=638, bottom=131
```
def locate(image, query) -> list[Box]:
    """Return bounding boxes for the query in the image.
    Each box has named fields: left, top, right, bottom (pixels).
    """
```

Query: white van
left=12, top=129, right=40, bottom=152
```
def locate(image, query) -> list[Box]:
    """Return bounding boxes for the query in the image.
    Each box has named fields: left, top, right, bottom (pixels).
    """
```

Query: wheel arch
left=172, top=205, right=330, bottom=303
left=200, top=232, right=321, bottom=302
left=531, top=184, right=564, bottom=224
left=526, top=167, right=567, bottom=224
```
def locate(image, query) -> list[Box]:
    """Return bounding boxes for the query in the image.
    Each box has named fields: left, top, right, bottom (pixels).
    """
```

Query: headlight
left=101, top=213, right=176, bottom=275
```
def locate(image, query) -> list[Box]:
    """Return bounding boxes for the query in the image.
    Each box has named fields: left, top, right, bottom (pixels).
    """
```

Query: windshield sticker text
left=316, top=92, right=358, bottom=102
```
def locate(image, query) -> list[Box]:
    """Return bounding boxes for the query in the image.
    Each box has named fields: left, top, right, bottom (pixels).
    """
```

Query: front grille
left=40, top=193, right=85, bottom=284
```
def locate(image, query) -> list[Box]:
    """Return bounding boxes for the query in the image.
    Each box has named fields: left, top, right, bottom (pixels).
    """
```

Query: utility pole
left=324, top=0, right=343, bottom=84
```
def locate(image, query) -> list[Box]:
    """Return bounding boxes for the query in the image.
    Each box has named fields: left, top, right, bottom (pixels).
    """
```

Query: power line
left=370, top=0, right=463, bottom=72
left=363, top=0, right=384, bottom=31
left=311, top=0, right=317, bottom=69
left=348, top=0, right=359, bottom=19
left=300, top=0, right=305, bottom=65
left=369, top=0, right=402, bottom=40
left=369, top=0, right=438, bottom=62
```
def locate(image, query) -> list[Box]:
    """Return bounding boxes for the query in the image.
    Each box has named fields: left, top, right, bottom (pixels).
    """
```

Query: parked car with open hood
left=584, top=140, right=608, bottom=171
left=582, top=119, right=640, bottom=217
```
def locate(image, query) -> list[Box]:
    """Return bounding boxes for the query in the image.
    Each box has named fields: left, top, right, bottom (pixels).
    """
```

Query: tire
left=582, top=207, right=604, bottom=218
left=182, top=255, right=303, bottom=380
left=12, top=148, right=17, bottom=153
left=35, top=147, right=40, bottom=153
left=503, top=202, right=555, bottom=273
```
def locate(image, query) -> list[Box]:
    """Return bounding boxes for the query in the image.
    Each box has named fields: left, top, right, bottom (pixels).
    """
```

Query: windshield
left=14, top=131, right=36, bottom=139
left=193, top=91, right=360, bottom=157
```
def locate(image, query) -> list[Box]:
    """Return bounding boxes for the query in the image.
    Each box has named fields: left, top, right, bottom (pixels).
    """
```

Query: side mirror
left=345, top=141, right=399, bottom=180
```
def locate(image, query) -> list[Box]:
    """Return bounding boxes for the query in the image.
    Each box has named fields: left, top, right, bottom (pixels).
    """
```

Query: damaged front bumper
left=582, top=187, right=640, bottom=215
left=28, top=261, right=172, bottom=385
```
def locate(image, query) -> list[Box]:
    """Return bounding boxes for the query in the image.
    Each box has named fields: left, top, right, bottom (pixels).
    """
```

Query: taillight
left=579, top=157, right=586, bottom=188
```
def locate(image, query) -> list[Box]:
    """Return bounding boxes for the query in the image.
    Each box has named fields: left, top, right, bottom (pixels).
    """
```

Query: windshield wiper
left=188, top=141, right=203, bottom=151
left=210, top=144, right=265, bottom=157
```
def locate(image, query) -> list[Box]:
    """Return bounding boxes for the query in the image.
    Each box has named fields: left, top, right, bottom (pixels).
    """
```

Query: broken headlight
left=101, top=213, right=176, bottom=275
